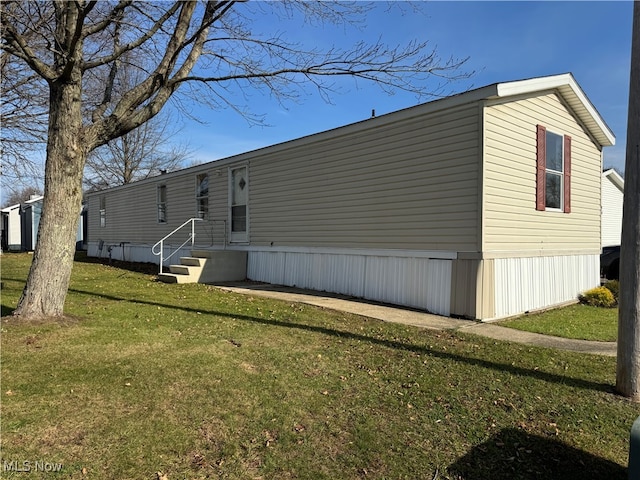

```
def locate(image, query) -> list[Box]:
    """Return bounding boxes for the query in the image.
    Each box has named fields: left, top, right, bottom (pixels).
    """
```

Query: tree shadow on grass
left=73, top=252, right=159, bottom=275
left=448, top=427, right=627, bottom=479
left=66, top=288, right=615, bottom=394
left=1, top=278, right=18, bottom=317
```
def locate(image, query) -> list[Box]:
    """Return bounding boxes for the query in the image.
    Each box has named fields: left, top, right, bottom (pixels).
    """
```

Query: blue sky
left=169, top=1, right=634, bottom=174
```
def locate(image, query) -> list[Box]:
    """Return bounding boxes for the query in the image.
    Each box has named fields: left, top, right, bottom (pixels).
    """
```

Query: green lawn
left=500, top=304, right=618, bottom=342
left=0, top=253, right=636, bottom=479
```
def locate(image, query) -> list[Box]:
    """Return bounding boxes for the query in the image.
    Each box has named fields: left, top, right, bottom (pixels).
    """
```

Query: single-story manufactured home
left=20, top=195, right=43, bottom=252
left=1, top=202, right=22, bottom=252
left=601, top=168, right=624, bottom=248
left=86, top=73, right=615, bottom=320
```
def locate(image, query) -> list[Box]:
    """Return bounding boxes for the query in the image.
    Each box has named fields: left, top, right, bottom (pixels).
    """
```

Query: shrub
left=579, top=287, right=616, bottom=308
left=603, top=280, right=620, bottom=302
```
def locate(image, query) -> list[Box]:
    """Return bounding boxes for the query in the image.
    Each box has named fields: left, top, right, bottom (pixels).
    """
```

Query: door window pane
left=232, top=205, right=246, bottom=232
left=231, top=167, right=247, bottom=233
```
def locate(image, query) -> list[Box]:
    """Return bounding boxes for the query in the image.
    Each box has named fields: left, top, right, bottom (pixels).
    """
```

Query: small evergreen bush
left=579, top=286, right=616, bottom=308
left=603, top=280, right=620, bottom=302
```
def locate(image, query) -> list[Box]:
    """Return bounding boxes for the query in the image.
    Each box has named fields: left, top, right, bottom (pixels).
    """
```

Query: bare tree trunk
left=616, top=1, right=640, bottom=401
left=13, top=78, right=86, bottom=319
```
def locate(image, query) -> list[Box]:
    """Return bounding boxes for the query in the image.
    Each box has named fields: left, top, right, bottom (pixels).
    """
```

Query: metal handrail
left=152, top=218, right=202, bottom=274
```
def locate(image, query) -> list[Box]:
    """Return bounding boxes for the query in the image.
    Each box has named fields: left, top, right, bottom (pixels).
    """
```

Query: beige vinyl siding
left=449, top=258, right=495, bottom=319
left=86, top=169, right=228, bottom=247
left=483, top=93, right=602, bottom=254
left=249, top=103, right=480, bottom=251
left=87, top=103, right=480, bottom=252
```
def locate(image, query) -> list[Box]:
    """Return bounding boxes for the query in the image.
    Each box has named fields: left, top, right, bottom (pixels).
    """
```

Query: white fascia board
left=603, top=168, right=625, bottom=192
left=495, top=73, right=615, bottom=147
left=495, top=73, right=575, bottom=97
left=24, top=195, right=44, bottom=205
left=1, top=204, right=21, bottom=212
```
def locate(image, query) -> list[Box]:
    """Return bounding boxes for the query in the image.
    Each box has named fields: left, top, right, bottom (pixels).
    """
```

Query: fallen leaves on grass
left=263, top=430, right=277, bottom=447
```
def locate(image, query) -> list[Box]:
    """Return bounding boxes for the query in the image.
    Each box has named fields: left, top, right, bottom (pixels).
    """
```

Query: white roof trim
left=495, top=73, right=615, bottom=147
left=24, top=195, right=44, bottom=205
left=1, top=203, right=21, bottom=212
left=603, top=168, right=625, bottom=192
left=1, top=196, right=44, bottom=212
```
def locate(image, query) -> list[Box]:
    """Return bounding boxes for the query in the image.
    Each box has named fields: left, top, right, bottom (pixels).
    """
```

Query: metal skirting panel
left=247, top=251, right=287, bottom=285
left=248, top=251, right=452, bottom=316
left=364, top=256, right=451, bottom=315
left=493, top=254, right=599, bottom=318
left=284, top=252, right=366, bottom=297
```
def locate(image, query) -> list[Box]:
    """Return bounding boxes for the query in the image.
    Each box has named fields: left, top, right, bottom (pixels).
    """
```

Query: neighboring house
left=86, top=73, right=615, bottom=321
left=1, top=203, right=22, bottom=252
left=0, top=195, right=44, bottom=252
left=601, top=168, right=624, bottom=247
left=20, top=195, right=44, bottom=252
left=1, top=195, right=86, bottom=252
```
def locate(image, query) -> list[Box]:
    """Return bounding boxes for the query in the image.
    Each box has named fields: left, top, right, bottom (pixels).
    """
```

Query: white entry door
left=229, top=166, right=248, bottom=243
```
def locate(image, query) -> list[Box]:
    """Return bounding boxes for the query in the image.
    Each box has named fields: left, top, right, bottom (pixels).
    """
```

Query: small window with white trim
left=196, top=173, right=209, bottom=219
left=99, top=196, right=106, bottom=227
left=157, top=185, right=167, bottom=223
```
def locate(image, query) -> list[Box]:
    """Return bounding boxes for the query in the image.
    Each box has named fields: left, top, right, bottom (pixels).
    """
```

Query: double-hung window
left=157, top=185, right=167, bottom=223
left=196, top=173, right=209, bottom=219
left=536, top=125, right=571, bottom=213
left=99, top=196, right=106, bottom=227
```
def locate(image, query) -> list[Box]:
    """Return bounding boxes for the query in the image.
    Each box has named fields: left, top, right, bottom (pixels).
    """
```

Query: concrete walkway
left=217, top=283, right=617, bottom=357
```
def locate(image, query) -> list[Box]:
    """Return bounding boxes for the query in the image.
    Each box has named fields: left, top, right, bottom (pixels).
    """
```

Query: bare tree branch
left=176, top=38, right=469, bottom=98
left=91, top=6, right=125, bottom=122
left=1, top=2, right=57, bottom=80
left=0, top=29, right=49, bottom=195
left=81, top=2, right=181, bottom=70
left=81, top=0, right=130, bottom=37
left=84, top=113, right=191, bottom=190
left=2, top=186, right=43, bottom=208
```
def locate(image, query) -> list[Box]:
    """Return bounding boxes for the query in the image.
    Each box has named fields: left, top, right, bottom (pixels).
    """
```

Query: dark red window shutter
left=536, top=125, right=546, bottom=211
left=563, top=135, right=571, bottom=213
